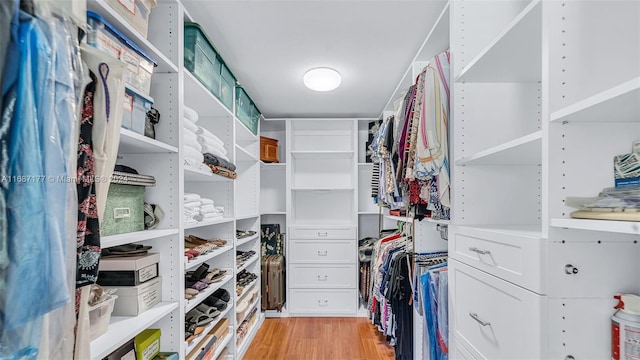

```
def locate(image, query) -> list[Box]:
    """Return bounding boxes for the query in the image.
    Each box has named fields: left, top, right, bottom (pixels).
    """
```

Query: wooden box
left=260, top=136, right=279, bottom=163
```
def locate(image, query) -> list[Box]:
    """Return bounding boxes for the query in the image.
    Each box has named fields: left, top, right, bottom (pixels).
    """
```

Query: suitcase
left=261, top=255, right=285, bottom=311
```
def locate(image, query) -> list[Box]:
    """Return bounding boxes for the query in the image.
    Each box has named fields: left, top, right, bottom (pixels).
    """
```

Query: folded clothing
left=203, top=153, right=236, bottom=171
left=184, top=145, right=204, bottom=165
left=184, top=106, right=199, bottom=123
left=196, top=127, right=224, bottom=148
left=184, top=201, right=201, bottom=209
left=200, top=197, right=214, bottom=206
left=207, top=164, right=237, bottom=179
left=184, top=193, right=201, bottom=203
left=184, top=129, right=202, bottom=152
left=184, top=117, right=198, bottom=133
left=197, top=135, right=227, bottom=156
left=201, top=144, right=230, bottom=162
left=111, top=171, right=156, bottom=187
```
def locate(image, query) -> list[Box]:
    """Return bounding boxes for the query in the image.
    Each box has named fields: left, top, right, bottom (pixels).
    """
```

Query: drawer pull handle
left=564, top=264, right=579, bottom=275
left=318, top=300, right=328, bottom=306
left=469, top=247, right=491, bottom=255
left=317, top=250, right=328, bottom=256
left=565, top=356, right=575, bottom=360
left=318, top=232, right=328, bottom=237
left=317, top=275, right=328, bottom=281
left=469, top=312, right=491, bottom=326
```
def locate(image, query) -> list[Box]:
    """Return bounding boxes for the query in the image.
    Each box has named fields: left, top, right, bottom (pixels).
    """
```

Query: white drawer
left=290, top=240, right=356, bottom=264
left=289, top=264, right=356, bottom=288
left=450, top=259, right=544, bottom=360
left=289, top=289, right=357, bottom=315
left=289, top=226, right=356, bottom=240
left=452, top=339, right=476, bottom=360
left=450, top=226, right=546, bottom=294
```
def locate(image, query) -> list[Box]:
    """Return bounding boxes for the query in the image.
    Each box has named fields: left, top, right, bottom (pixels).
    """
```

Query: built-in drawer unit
left=453, top=339, right=476, bottom=360
left=289, top=264, right=357, bottom=288
left=289, top=226, right=357, bottom=240
left=289, top=289, right=357, bottom=315
left=451, top=226, right=546, bottom=294
left=450, top=259, right=544, bottom=360
left=289, top=240, right=356, bottom=264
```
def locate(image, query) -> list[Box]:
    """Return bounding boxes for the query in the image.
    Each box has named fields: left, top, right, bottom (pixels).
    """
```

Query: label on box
left=118, top=0, right=136, bottom=14
left=124, top=92, right=134, bottom=112
left=141, top=339, right=159, bottom=360
left=140, top=285, right=160, bottom=308
left=138, top=264, right=157, bottom=283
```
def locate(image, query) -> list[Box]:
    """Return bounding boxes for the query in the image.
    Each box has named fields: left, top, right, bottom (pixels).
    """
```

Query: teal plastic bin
left=235, top=87, right=260, bottom=135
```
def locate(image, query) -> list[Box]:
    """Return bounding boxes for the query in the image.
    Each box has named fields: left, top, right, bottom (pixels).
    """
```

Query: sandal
left=185, top=309, right=213, bottom=326
left=213, top=289, right=230, bottom=303
left=196, top=303, right=221, bottom=318
left=204, top=295, right=228, bottom=311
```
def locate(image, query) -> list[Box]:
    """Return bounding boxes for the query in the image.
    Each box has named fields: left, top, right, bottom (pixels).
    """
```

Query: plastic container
left=104, top=0, right=157, bottom=38
left=235, top=87, right=260, bottom=135
left=87, top=11, right=157, bottom=96
left=88, top=295, right=118, bottom=341
left=184, top=22, right=237, bottom=110
left=122, top=87, right=153, bottom=135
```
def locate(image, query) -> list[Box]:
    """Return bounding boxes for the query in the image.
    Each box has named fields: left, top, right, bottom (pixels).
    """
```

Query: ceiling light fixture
left=303, top=67, right=342, bottom=92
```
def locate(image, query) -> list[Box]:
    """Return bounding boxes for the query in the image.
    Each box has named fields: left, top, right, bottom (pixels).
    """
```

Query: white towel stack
left=196, top=126, right=230, bottom=162
left=183, top=193, right=224, bottom=223
left=183, top=106, right=205, bottom=167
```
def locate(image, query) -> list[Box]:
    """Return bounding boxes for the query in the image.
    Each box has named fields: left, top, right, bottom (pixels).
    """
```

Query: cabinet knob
left=317, top=250, right=328, bottom=256
left=317, top=275, right=328, bottom=281
left=318, top=300, right=328, bottom=306
left=564, top=264, right=579, bottom=275
left=318, top=232, right=328, bottom=237
left=565, top=356, right=575, bottom=360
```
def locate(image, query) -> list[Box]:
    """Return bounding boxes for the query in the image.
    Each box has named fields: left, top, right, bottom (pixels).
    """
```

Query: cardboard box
left=135, top=329, right=161, bottom=360
left=98, top=253, right=160, bottom=286
left=103, top=277, right=162, bottom=316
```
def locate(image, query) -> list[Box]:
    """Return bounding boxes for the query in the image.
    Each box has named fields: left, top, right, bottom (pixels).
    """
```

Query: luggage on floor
left=261, top=254, right=285, bottom=311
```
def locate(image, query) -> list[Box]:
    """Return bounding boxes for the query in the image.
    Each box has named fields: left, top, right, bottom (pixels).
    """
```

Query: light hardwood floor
left=243, top=317, right=395, bottom=360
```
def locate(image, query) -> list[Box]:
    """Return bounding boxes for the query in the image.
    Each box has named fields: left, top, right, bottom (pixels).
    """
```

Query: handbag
left=145, top=107, right=161, bottom=139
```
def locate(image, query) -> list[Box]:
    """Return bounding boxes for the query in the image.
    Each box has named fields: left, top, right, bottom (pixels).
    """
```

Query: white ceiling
left=183, top=0, right=447, bottom=118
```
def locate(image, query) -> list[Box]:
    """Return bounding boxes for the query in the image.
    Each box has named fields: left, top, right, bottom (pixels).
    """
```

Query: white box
left=104, top=276, right=162, bottom=316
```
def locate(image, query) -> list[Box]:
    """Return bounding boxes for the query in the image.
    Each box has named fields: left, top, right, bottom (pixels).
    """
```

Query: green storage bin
left=102, top=184, right=145, bottom=236
left=184, top=22, right=237, bottom=111
left=235, top=87, right=260, bottom=135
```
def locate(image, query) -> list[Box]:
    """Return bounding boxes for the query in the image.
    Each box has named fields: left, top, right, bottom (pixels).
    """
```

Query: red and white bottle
left=612, top=294, right=640, bottom=360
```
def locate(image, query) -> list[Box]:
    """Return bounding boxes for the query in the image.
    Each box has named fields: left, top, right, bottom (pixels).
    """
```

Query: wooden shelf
left=119, top=128, right=178, bottom=154
left=456, top=0, right=541, bottom=83
left=184, top=165, right=233, bottom=182
left=236, top=144, right=259, bottom=162
left=290, top=151, right=354, bottom=159
left=185, top=245, right=233, bottom=271
left=185, top=305, right=233, bottom=355
left=183, top=70, right=234, bottom=118
left=87, top=0, right=178, bottom=73
left=455, top=131, right=542, bottom=166
left=236, top=255, right=259, bottom=273
left=184, top=217, right=233, bottom=230
left=102, top=229, right=179, bottom=249
left=186, top=273, right=234, bottom=312
left=90, top=302, right=179, bottom=360
left=236, top=234, right=260, bottom=247
left=550, top=77, right=640, bottom=123
left=551, top=218, right=640, bottom=235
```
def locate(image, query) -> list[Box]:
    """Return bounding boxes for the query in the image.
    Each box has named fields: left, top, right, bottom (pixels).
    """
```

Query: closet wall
left=448, top=1, right=640, bottom=359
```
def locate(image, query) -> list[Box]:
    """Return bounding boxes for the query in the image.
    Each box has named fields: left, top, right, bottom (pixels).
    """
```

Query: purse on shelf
left=145, top=107, right=161, bottom=139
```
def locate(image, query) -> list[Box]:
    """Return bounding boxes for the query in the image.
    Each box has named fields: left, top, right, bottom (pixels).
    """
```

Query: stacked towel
left=184, top=106, right=199, bottom=123
left=183, top=193, right=224, bottom=223
left=184, top=117, right=198, bottom=133
left=202, top=206, right=224, bottom=220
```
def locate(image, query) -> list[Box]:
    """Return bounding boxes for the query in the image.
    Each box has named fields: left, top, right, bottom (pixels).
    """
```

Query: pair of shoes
left=204, top=288, right=230, bottom=311
left=236, top=230, right=256, bottom=239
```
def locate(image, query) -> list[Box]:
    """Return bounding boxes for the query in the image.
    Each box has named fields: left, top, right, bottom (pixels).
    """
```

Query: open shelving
left=119, top=128, right=178, bottom=154
left=184, top=165, right=233, bottom=182
left=101, top=229, right=179, bottom=249
left=185, top=245, right=234, bottom=271
left=455, top=131, right=542, bottom=166
left=185, top=273, right=234, bottom=312
left=236, top=144, right=259, bottom=162
left=183, top=70, right=234, bottom=118
left=550, top=218, right=640, bottom=235
left=184, top=217, right=234, bottom=230
left=455, top=0, right=541, bottom=83
left=237, top=255, right=259, bottom=273
left=185, top=304, right=233, bottom=355
left=236, top=233, right=260, bottom=247
left=236, top=314, right=265, bottom=359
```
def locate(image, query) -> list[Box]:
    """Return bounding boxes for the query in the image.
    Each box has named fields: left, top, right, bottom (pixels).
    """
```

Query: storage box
left=184, top=22, right=236, bottom=110
left=103, top=276, right=162, bottom=316
left=134, top=329, right=161, bottom=360
left=102, top=183, right=145, bottom=236
left=122, top=88, right=153, bottom=136
left=88, top=295, right=118, bottom=341
left=87, top=11, right=157, bottom=96
left=186, top=334, right=216, bottom=360
left=104, top=0, right=157, bottom=38
left=103, top=338, right=135, bottom=360
left=260, top=136, right=279, bottom=163
left=614, top=152, right=640, bottom=188
left=235, top=87, right=260, bottom=135
left=210, top=318, right=229, bottom=343
left=98, top=253, right=160, bottom=286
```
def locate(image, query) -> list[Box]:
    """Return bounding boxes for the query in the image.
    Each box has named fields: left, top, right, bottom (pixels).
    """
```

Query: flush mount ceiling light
left=303, top=67, right=342, bottom=92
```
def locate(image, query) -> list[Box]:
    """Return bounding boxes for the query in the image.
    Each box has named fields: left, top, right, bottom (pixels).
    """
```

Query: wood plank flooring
left=243, top=317, right=395, bottom=360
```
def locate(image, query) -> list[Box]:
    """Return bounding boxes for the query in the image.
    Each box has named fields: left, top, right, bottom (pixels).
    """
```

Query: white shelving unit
left=449, top=1, right=640, bottom=359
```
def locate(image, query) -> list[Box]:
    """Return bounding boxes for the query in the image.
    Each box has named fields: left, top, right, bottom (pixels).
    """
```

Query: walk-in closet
left=0, top=0, right=638, bottom=359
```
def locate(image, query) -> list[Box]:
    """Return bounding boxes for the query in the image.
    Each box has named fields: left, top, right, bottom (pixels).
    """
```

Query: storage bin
left=185, top=22, right=237, bottom=111
left=104, top=0, right=157, bottom=38
left=235, top=87, right=260, bottom=135
left=134, top=328, right=161, bottom=360
left=260, top=136, right=279, bottom=163
left=98, top=253, right=160, bottom=286
left=101, top=183, right=145, bottom=236
left=103, top=276, right=162, bottom=316
left=122, top=87, right=153, bottom=136
left=88, top=295, right=118, bottom=341
left=87, top=11, right=157, bottom=96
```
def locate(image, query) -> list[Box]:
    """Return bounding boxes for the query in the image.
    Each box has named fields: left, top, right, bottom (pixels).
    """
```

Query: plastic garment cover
left=421, top=267, right=448, bottom=360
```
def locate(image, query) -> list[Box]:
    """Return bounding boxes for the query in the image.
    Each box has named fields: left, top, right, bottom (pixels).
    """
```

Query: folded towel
left=197, top=136, right=228, bottom=155
left=184, top=145, right=204, bottom=165
left=203, top=153, right=236, bottom=171
left=184, top=204, right=201, bottom=211
left=184, top=106, right=199, bottom=123
left=184, top=117, right=198, bottom=133
left=184, top=193, right=201, bottom=202
left=184, top=130, right=203, bottom=152
left=200, top=198, right=214, bottom=206
left=196, top=127, right=225, bottom=147
left=200, top=204, right=216, bottom=214
left=215, top=206, right=225, bottom=212
left=203, top=213, right=223, bottom=220
left=201, top=144, right=230, bottom=162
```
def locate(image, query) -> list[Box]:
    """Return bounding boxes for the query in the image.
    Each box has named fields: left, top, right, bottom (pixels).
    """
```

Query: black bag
left=145, top=107, right=160, bottom=139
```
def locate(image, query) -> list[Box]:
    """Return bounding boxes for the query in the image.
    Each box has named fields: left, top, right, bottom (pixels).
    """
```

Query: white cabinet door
left=450, top=259, right=544, bottom=360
